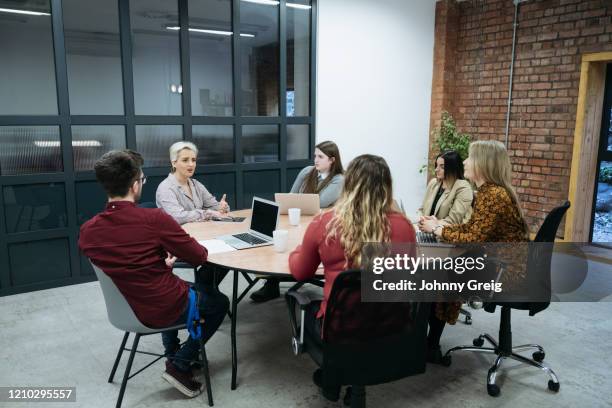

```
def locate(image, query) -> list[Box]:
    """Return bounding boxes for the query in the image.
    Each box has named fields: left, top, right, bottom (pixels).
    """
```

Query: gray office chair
left=91, top=262, right=213, bottom=408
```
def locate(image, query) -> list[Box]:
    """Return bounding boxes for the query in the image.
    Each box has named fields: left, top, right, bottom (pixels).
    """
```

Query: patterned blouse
left=441, top=182, right=528, bottom=243
left=437, top=182, right=529, bottom=323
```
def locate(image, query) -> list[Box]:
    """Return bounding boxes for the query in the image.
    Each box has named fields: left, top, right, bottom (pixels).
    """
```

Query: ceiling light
left=241, top=0, right=279, bottom=6
left=166, top=26, right=255, bottom=37
left=0, top=7, right=50, bottom=16
left=287, top=3, right=311, bottom=10
left=34, top=140, right=103, bottom=147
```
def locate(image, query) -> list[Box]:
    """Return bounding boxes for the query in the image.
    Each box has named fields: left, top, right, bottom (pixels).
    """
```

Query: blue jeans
left=161, top=281, right=229, bottom=372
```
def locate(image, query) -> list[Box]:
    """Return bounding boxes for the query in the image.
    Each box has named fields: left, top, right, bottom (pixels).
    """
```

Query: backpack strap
left=186, top=287, right=202, bottom=340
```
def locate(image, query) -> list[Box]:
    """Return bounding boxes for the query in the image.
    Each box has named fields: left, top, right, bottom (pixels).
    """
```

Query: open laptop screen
left=250, top=198, right=279, bottom=237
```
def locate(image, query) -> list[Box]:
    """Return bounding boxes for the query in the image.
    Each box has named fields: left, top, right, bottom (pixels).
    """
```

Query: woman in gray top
left=156, top=141, right=230, bottom=225
left=289, top=140, right=345, bottom=208
left=251, top=140, right=345, bottom=303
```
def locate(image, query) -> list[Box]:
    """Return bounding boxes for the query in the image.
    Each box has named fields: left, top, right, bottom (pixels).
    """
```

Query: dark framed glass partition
left=0, top=0, right=316, bottom=296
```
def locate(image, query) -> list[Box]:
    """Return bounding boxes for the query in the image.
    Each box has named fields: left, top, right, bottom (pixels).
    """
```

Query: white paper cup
left=273, top=229, right=289, bottom=253
left=288, top=208, right=301, bottom=226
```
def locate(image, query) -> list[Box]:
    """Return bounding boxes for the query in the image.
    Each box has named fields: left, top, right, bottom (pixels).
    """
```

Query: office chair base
left=444, top=333, right=560, bottom=397
left=459, top=307, right=473, bottom=325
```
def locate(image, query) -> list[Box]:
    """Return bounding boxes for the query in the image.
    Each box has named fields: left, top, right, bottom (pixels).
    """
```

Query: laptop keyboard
left=233, top=233, right=268, bottom=245
left=416, top=231, right=437, bottom=244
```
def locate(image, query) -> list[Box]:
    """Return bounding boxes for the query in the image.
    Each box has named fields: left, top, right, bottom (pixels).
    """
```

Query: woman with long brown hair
left=290, top=140, right=344, bottom=207
left=251, top=140, right=345, bottom=302
left=289, top=154, right=416, bottom=401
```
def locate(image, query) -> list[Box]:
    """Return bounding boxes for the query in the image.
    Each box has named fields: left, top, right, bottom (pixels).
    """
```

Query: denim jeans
left=161, top=280, right=229, bottom=372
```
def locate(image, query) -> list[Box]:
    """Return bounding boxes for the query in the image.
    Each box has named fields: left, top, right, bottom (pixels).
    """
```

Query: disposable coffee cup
left=273, top=229, right=289, bottom=253
left=288, top=208, right=301, bottom=226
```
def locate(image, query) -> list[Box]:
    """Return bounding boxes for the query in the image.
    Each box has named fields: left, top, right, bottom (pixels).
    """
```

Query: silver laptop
left=274, top=193, right=321, bottom=215
left=416, top=231, right=455, bottom=248
left=217, top=197, right=279, bottom=250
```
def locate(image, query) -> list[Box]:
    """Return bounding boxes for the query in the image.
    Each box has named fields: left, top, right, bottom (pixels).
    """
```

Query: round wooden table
left=183, top=209, right=323, bottom=390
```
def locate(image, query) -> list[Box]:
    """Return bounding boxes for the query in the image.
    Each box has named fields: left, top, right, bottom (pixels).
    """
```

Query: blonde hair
left=169, top=141, right=198, bottom=172
left=469, top=140, right=528, bottom=234
left=326, top=154, right=397, bottom=268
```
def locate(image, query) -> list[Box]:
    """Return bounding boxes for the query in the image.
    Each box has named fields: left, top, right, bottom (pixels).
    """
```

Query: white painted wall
left=316, top=0, right=436, bottom=217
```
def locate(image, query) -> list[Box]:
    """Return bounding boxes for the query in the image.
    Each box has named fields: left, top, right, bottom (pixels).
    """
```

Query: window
left=0, top=0, right=57, bottom=114
left=240, top=0, right=279, bottom=116
left=63, top=0, right=124, bottom=115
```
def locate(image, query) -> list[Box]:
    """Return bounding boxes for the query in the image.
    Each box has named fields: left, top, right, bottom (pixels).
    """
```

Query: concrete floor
left=1, top=268, right=611, bottom=408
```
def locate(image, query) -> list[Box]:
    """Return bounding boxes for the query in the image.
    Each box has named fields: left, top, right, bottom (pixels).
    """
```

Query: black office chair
left=443, top=201, right=571, bottom=397
left=286, top=270, right=430, bottom=407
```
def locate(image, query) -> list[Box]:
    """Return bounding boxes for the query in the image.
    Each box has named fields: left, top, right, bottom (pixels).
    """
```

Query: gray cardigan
left=290, top=165, right=344, bottom=208
left=156, top=173, right=227, bottom=225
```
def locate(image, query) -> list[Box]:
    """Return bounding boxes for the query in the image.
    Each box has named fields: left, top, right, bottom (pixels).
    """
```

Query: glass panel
left=0, top=0, right=57, bottom=114
left=593, top=161, right=612, bottom=243
left=240, top=0, right=279, bottom=116
left=130, top=0, right=182, bottom=115
left=8, top=238, right=71, bottom=286
left=189, top=0, right=233, bottom=116
left=135, top=125, right=183, bottom=168
left=63, top=0, right=124, bottom=115
left=138, top=175, right=166, bottom=204
left=192, top=125, right=234, bottom=164
left=75, top=181, right=107, bottom=225
left=287, top=167, right=302, bottom=192
left=287, top=124, right=309, bottom=160
left=607, top=106, right=611, bottom=152
left=242, top=125, right=278, bottom=163
left=0, top=126, right=62, bottom=175
left=286, top=0, right=310, bottom=116
left=194, top=173, right=236, bottom=209
left=72, top=125, right=126, bottom=172
left=3, top=183, right=67, bottom=233
left=243, top=169, right=279, bottom=208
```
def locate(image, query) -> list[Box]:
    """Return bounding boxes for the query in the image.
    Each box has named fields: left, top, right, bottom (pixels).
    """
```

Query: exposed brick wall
left=430, top=0, right=612, bottom=235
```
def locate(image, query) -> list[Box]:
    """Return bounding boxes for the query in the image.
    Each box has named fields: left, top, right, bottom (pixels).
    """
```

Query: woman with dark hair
left=417, top=150, right=473, bottom=364
left=250, top=140, right=345, bottom=302
left=418, top=150, right=473, bottom=230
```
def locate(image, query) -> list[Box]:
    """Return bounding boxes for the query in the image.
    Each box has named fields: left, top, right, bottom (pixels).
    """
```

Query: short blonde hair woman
left=156, top=141, right=229, bottom=224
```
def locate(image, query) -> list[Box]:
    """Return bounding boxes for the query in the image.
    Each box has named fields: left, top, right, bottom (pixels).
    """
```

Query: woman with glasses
left=156, top=141, right=229, bottom=225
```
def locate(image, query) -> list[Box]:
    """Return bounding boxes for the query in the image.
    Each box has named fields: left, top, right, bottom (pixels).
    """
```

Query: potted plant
left=421, top=111, right=472, bottom=174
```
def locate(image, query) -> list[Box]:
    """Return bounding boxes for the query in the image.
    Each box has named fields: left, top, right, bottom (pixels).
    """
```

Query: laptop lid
left=274, top=193, right=321, bottom=215
left=249, top=197, right=279, bottom=238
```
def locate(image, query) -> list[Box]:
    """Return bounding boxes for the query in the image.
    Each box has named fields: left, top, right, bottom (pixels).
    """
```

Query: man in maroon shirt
left=79, top=150, right=228, bottom=398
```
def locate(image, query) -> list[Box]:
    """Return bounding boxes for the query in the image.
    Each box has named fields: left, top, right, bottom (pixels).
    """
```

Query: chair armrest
left=286, top=289, right=313, bottom=307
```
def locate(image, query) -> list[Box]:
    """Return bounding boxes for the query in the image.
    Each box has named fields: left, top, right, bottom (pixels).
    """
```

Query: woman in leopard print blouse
left=421, top=140, right=529, bottom=363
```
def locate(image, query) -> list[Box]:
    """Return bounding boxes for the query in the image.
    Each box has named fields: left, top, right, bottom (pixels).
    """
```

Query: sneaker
left=250, top=280, right=280, bottom=303
left=162, top=360, right=203, bottom=398
left=312, top=368, right=340, bottom=402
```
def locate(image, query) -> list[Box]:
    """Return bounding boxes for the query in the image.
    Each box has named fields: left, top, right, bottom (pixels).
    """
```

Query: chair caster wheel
left=473, top=337, right=484, bottom=347
left=487, top=384, right=500, bottom=397
left=533, top=351, right=545, bottom=362
left=441, top=355, right=452, bottom=367
left=465, top=315, right=472, bottom=325
left=548, top=380, right=560, bottom=392
left=291, top=337, right=302, bottom=355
